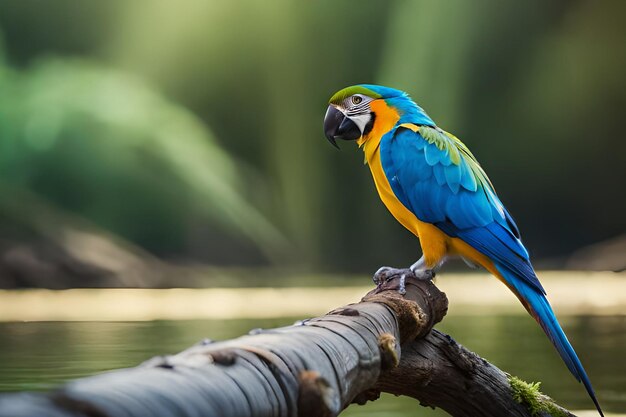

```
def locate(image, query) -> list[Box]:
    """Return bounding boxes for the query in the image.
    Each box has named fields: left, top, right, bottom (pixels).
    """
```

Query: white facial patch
left=350, top=113, right=371, bottom=134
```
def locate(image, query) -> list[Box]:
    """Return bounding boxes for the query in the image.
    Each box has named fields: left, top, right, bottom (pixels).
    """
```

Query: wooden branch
left=371, top=330, right=574, bottom=417
left=0, top=275, right=575, bottom=417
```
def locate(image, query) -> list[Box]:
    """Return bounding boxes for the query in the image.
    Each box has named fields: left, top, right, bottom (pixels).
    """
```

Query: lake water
left=1, top=314, right=624, bottom=416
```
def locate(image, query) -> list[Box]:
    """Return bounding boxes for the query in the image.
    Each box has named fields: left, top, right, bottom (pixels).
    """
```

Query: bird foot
left=373, top=266, right=402, bottom=285
left=373, top=266, right=436, bottom=295
left=372, top=267, right=417, bottom=295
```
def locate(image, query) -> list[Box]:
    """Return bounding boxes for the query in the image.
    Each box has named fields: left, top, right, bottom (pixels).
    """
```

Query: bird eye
left=351, top=96, right=363, bottom=105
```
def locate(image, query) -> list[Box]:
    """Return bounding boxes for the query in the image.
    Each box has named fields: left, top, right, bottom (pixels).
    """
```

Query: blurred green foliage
left=0, top=57, right=286, bottom=261
left=0, top=0, right=624, bottom=271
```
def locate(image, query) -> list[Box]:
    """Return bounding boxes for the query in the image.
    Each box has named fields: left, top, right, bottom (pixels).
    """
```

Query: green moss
left=508, top=376, right=567, bottom=417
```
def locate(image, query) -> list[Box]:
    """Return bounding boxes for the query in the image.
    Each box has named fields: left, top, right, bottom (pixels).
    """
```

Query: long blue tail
left=495, top=264, right=604, bottom=416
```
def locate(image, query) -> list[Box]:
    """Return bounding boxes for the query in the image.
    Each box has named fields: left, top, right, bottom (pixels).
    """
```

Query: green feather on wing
left=418, top=125, right=496, bottom=192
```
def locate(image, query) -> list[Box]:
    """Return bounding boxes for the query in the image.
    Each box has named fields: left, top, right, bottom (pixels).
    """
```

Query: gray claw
left=398, top=274, right=407, bottom=295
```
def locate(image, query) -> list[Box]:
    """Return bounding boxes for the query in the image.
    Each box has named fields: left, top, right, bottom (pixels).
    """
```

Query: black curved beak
left=323, top=105, right=361, bottom=149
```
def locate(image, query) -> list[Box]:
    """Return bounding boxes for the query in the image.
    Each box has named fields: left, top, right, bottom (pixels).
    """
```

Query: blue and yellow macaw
left=323, top=84, right=603, bottom=415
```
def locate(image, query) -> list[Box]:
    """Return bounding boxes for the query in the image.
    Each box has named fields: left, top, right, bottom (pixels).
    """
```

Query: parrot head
left=323, top=84, right=435, bottom=149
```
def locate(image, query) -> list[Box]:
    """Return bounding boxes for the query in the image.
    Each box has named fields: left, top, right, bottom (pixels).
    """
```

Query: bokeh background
left=0, top=0, right=624, bottom=286
left=0, top=1, right=625, bottom=415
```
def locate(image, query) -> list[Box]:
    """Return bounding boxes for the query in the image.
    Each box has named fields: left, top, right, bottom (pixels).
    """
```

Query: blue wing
left=380, top=124, right=543, bottom=294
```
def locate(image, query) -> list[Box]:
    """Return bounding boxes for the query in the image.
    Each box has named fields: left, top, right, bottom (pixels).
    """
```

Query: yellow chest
left=365, top=142, right=420, bottom=237
left=359, top=103, right=427, bottom=240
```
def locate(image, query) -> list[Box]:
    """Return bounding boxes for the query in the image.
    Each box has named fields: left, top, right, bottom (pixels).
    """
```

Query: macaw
left=323, top=84, right=603, bottom=415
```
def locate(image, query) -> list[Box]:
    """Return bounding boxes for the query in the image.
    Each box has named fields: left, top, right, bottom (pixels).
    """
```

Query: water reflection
left=0, top=315, right=624, bottom=415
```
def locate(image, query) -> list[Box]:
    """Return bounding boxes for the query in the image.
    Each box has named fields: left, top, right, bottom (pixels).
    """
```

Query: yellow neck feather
left=357, top=100, right=400, bottom=164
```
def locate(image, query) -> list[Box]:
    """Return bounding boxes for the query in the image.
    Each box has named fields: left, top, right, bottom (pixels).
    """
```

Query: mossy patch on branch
left=508, top=376, right=568, bottom=417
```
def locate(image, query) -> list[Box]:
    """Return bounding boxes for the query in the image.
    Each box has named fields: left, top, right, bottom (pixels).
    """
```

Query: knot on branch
left=328, top=307, right=360, bottom=316
left=378, top=333, right=399, bottom=370
left=51, top=394, right=109, bottom=417
left=298, top=370, right=334, bottom=417
left=209, top=349, right=238, bottom=366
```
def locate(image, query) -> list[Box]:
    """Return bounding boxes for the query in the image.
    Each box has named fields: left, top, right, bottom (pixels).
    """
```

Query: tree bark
left=0, top=274, right=575, bottom=417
